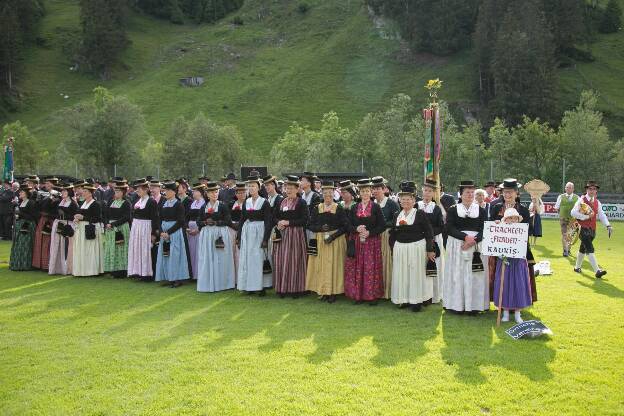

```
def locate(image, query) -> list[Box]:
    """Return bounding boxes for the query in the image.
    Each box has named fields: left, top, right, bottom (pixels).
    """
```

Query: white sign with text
left=481, top=221, right=529, bottom=259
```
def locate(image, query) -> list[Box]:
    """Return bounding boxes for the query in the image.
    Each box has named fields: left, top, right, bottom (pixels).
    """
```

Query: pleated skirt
left=237, top=221, right=271, bottom=291
left=391, top=239, right=430, bottom=305
left=72, top=222, right=104, bottom=277
left=493, top=257, right=533, bottom=310
left=48, top=219, right=74, bottom=275
left=9, top=219, right=35, bottom=271
left=381, top=229, right=392, bottom=299
left=272, top=226, right=307, bottom=294
left=155, top=221, right=190, bottom=282
left=32, top=216, right=52, bottom=270
left=305, top=231, right=346, bottom=295
left=344, top=234, right=384, bottom=301
left=442, top=236, right=489, bottom=312
left=103, top=223, right=130, bottom=272
left=197, top=225, right=235, bottom=292
left=127, top=219, right=153, bottom=277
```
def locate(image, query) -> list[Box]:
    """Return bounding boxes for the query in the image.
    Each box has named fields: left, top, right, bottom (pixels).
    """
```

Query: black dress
left=308, top=203, right=348, bottom=241
left=237, top=198, right=272, bottom=245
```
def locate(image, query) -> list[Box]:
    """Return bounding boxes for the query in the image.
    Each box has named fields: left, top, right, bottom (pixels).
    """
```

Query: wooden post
left=496, top=259, right=507, bottom=327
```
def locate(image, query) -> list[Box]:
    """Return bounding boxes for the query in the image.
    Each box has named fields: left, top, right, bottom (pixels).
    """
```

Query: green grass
left=1, top=220, right=623, bottom=415
left=7, top=0, right=624, bottom=169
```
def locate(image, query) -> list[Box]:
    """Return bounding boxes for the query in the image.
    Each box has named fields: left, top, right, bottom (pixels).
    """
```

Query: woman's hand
left=106, top=224, right=112, bottom=230
left=260, top=241, right=268, bottom=249
left=277, top=220, right=289, bottom=229
left=360, top=229, right=370, bottom=239
left=160, top=232, right=169, bottom=240
left=74, top=214, right=83, bottom=221
left=321, top=224, right=329, bottom=232
left=205, top=218, right=215, bottom=226
left=427, top=251, right=436, bottom=262
left=356, top=225, right=366, bottom=233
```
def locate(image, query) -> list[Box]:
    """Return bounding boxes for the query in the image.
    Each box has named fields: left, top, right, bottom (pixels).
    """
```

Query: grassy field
left=6, top=0, right=624, bottom=165
left=0, top=219, right=622, bottom=415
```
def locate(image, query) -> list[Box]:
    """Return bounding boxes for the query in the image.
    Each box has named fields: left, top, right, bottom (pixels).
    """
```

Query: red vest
left=578, top=196, right=599, bottom=230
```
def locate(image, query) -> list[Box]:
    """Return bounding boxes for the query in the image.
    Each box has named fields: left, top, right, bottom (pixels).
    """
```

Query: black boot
left=411, top=304, right=422, bottom=312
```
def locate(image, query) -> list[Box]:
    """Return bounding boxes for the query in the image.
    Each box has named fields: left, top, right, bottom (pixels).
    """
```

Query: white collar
left=206, top=200, right=220, bottom=211
left=457, top=202, right=479, bottom=218
left=246, top=196, right=265, bottom=210
left=396, top=208, right=417, bottom=225
left=417, top=200, right=436, bottom=213
left=81, top=199, right=95, bottom=209
left=378, top=196, right=388, bottom=208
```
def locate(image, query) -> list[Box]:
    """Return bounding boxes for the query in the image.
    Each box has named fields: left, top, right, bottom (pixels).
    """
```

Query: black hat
left=205, top=181, right=219, bottom=192
left=226, top=173, right=237, bottom=181
left=371, top=176, right=386, bottom=187
left=149, top=180, right=162, bottom=187
left=110, top=176, right=127, bottom=184
left=321, top=180, right=335, bottom=190
left=19, top=183, right=33, bottom=193
left=484, top=180, right=496, bottom=188
left=284, top=175, right=300, bottom=186
left=356, top=178, right=373, bottom=188
left=198, top=176, right=210, bottom=182
left=300, top=171, right=315, bottom=182
left=162, top=181, right=177, bottom=191
left=114, top=181, right=129, bottom=191
left=263, top=174, right=277, bottom=185
left=133, top=178, right=149, bottom=188
left=235, top=181, right=247, bottom=191
left=192, top=182, right=206, bottom=191
left=85, top=178, right=95, bottom=185
left=26, top=175, right=40, bottom=184
left=246, top=175, right=261, bottom=185
left=398, top=181, right=416, bottom=196
left=501, top=178, right=521, bottom=190
left=585, top=180, right=600, bottom=189
left=73, top=180, right=88, bottom=188
left=458, top=180, right=476, bottom=192
left=146, top=175, right=154, bottom=181
left=423, top=178, right=439, bottom=189
left=83, top=184, right=97, bottom=192
left=339, top=180, right=354, bottom=189
left=313, top=175, right=321, bottom=183
left=44, top=176, right=60, bottom=184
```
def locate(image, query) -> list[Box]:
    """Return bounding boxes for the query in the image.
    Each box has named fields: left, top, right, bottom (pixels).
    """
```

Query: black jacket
left=274, top=197, right=309, bottom=228
left=308, top=202, right=348, bottom=241
left=389, top=208, right=435, bottom=250
left=237, top=197, right=272, bottom=244
left=347, top=201, right=386, bottom=236
left=446, top=204, right=486, bottom=242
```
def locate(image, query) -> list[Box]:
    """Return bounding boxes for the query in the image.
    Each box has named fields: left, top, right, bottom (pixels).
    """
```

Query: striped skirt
left=32, top=216, right=52, bottom=270
left=155, top=221, right=190, bottom=282
left=305, top=231, right=346, bottom=296
left=237, top=220, right=271, bottom=292
left=391, top=239, right=430, bottom=305
left=272, top=226, right=307, bottom=294
left=9, top=219, right=35, bottom=271
left=103, top=223, right=130, bottom=272
left=48, top=219, right=74, bottom=275
left=127, top=219, right=153, bottom=277
left=72, top=222, right=104, bottom=277
left=197, top=225, right=235, bottom=292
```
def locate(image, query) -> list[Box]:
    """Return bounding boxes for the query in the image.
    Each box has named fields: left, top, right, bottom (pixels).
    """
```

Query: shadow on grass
left=440, top=310, right=555, bottom=385
left=577, top=276, right=624, bottom=299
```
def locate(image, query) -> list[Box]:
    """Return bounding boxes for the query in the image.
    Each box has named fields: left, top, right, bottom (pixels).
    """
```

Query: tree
left=599, top=0, right=622, bottom=33
left=1, top=120, right=44, bottom=173
left=79, top=0, right=129, bottom=80
left=63, top=87, right=148, bottom=178
left=540, top=0, right=586, bottom=55
left=491, top=0, right=558, bottom=125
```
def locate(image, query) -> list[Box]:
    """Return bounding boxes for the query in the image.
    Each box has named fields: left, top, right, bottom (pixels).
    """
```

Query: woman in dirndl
left=155, top=181, right=190, bottom=287
left=389, top=181, right=436, bottom=312
left=236, top=176, right=272, bottom=296
left=127, top=179, right=159, bottom=281
left=32, top=177, right=60, bottom=270
left=186, top=183, right=206, bottom=280
left=371, top=176, right=400, bottom=300
left=9, top=184, right=38, bottom=271
left=103, top=180, right=131, bottom=278
left=442, top=180, right=489, bottom=314
left=305, top=180, right=347, bottom=303
left=344, top=178, right=385, bottom=305
left=418, top=179, right=446, bottom=304
left=273, top=175, right=309, bottom=298
left=263, top=174, right=283, bottom=269
left=48, top=184, right=78, bottom=275
left=72, top=184, right=104, bottom=277
left=196, top=181, right=235, bottom=292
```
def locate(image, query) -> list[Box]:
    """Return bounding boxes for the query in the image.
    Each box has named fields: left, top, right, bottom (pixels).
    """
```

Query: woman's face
left=503, top=189, right=517, bottom=204
left=207, top=190, right=218, bottom=201
left=236, top=189, right=246, bottom=201
left=341, top=190, right=353, bottom=203
left=285, top=183, right=298, bottom=198
left=266, top=182, right=276, bottom=194
left=475, top=192, right=485, bottom=204
left=178, top=184, right=187, bottom=196
left=248, top=182, right=259, bottom=197
left=360, top=187, right=372, bottom=201
left=461, top=188, right=475, bottom=205
left=136, top=186, right=147, bottom=198
left=61, top=189, right=69, bottom=199
left=322, top=188, right=333, bottom=203
left=372, top=186, right=384, bottom=201
left=192, top=190, right=203, bottom=201
left=84, top=189, right=94, bottom=200
left=114, top=189, right=124, bottom=200
left=19, top=190, right=27, bottom=200
left=164, top=189, right=176, bottom=199
left=422, top=186, right=433, bottom=201
left=400, top=195, right=415, bottom=211
left=505, top=216, right=520, bottom=224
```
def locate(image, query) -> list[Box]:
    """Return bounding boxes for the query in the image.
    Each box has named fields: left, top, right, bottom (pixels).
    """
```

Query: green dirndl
left=103, top=223, right=130, bottom=272
left=10, top=219, right=36, bottom=271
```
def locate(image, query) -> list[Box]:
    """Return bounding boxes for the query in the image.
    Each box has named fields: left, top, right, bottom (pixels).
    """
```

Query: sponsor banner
left=542, top=202, right=624, bottom=221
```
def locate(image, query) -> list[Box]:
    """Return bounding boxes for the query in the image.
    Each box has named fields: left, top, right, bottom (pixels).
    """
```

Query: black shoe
left=258, top=289, right=266, bottom=297
left=319, top=295, right=327, bottom=301
left=574, top=267, right=581, bottom=273
left=279, top=293, right=286, bottom=298
left=354, top=300, right=363, bottom=305
left=411, top=304, right=422, bottom=312
left=368, top=300, right=378, bottom=306
left=327, top=295, right=336, bottom=303
left=595, top=270, right=607, bottom=279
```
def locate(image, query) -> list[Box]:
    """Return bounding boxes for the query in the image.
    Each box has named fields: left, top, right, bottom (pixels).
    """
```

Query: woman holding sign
left=443, top=180, right=489, bottom=314
left=493, top=208, right=533, bottom=323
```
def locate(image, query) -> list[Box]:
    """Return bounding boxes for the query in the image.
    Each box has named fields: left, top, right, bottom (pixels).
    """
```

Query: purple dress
left=493, top=257, right=533, bottom=309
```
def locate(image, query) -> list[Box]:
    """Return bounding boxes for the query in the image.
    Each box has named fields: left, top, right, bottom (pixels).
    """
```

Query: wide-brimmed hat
left=162, top=181, right=177, bottom=192
left=43, top=176, right=60, bottom=184
left=300, top=171, right=315, bottom=183
left=339, top=180, right=354, bottom=190
left=205, top=181, right=219, bottom=192
left=398, top=181, right=416, bottom=197
left=423, top=178, right=439, bottom=189
left=226, top=173, right=237, bottom=181
left=484, top=180, right=496, bottom=188
left=502, top=207, right=523, bottom=222
left=246, top=175, right=261, bottom=186
left=501, top=178, right=521, bottom=190
left=25, top=175, right=39, bottom=184
left=133, top=178, right=149, bottom=188
left=198, top=176, right=210, bottom=182
left=263, top=174, right=277, bottom=185
left=192, top=182, right=207, bottom=191
left=585, top=180, right=600, bottom=189
left=371, top=176, right=387, bottom=188
left=82, top=184, right=97, bottom=192
left=284, top=175, right=300, bottom=186
left=321, top=180, right=335, bottom=190
left=235, top=182, right=247, bottom=191
left=149, top=180, right=162, bottom=187
left=110, top=176, right=127, bottom=184
left=113, top=181, right=129, bottom=191
left=458, top=180, right=476, bottom=191
left=356, top=178, right=373, bottom=188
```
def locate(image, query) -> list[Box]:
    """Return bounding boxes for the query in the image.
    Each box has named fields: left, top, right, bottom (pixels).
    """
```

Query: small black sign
left=505, top=320, right=553, bottom=340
